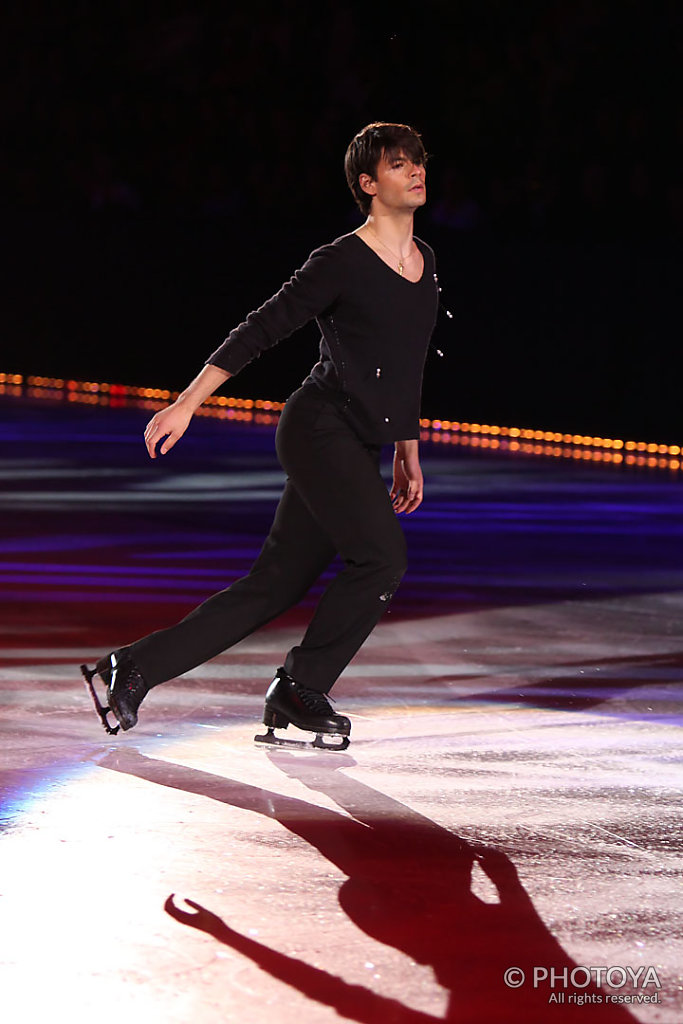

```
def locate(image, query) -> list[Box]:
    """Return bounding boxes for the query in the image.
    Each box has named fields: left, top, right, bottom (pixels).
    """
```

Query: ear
left=358, top=172, right=377, bottom=198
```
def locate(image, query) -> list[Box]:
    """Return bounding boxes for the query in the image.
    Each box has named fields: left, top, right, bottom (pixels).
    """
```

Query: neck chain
left=365, top=225, right=414, bottom=276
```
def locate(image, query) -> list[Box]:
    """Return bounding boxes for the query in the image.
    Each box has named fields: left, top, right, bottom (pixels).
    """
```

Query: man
left=82, top=121, right=439, bottom=750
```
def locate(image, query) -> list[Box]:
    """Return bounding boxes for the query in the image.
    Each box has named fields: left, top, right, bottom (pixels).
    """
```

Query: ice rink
left=1, top=393, right=681, bottom=1023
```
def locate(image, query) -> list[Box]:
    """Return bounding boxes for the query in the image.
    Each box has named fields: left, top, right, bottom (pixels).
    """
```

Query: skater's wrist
left=174, top=391, right=203, bottom=414
left=176, top=365, right=231, bottom=412
left=394, top=438, right=419, bottom=460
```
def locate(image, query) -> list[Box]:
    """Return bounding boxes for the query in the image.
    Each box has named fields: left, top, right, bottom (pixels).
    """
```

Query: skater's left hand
left=391, top=440, right=423, bottom=514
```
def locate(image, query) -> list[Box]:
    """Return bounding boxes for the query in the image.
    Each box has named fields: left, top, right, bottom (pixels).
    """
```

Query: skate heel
left=81, top=663, right=120, bottom=736
left=254, top=706, right=293, bottom=748
left=263, top=707, right=289, bottom=730
left=82, top=652, right=148, bottom=736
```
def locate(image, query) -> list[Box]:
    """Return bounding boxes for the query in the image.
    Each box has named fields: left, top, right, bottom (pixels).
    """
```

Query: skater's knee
left=378, top=570, right=404, bottom=603
left=343, top=528, right=407, bottom=600
left=386, top=548, right=408, bottom=583
left=374, top=535, right=408, bottom=600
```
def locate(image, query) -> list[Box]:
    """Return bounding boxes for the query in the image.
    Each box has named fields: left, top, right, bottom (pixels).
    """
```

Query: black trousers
left=128, top=386, right=407, bottom=694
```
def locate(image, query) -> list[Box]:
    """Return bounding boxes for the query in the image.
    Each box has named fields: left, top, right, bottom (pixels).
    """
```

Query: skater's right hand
left=144, top=365, right=230, bottom=458
left=144, top=401, right=194, bottom=458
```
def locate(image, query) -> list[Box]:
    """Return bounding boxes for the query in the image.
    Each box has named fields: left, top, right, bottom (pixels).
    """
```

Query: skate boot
left=255, top=668, right=351, bottom=751
left=81, top=649, right=149, bottom=735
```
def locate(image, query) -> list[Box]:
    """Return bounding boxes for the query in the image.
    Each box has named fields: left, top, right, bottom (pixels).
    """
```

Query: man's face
left=361, top=150, right=427, bottom=213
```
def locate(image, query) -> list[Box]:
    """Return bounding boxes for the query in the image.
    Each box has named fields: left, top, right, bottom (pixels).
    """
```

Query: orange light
left=5, top=371, right=683, bottom=473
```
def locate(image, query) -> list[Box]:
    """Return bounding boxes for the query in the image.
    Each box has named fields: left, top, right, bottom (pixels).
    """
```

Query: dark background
left=3, top=0, right=682, bottom=439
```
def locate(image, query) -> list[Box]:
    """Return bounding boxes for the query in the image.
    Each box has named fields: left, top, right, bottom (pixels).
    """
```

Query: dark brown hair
left=344, top=122, right=427, bottom=216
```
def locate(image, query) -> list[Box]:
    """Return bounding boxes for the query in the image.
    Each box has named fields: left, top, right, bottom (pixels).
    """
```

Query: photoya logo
left=503, top=965, right=662, bottom=1006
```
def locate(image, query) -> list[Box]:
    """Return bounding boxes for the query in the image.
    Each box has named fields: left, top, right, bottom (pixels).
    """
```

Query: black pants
left=128, top=386, right=407, bottom=694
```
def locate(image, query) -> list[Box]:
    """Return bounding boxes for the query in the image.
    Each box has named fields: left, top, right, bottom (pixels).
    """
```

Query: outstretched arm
left=144, top=364, right=230, bottom=458
left=391, top=439, right=423, bottom=514
left=144, top=243, right=342, bottom=460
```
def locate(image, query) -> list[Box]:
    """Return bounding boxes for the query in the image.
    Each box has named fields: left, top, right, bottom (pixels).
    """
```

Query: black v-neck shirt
left=207, top=231, right=439, bottom=445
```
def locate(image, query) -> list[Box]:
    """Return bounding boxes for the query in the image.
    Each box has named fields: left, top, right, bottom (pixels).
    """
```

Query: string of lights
left=1, top=372, right=681, bottom=471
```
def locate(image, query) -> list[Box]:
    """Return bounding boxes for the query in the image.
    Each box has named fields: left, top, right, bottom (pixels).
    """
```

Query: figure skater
left=82, top=121, right=438, bottom=750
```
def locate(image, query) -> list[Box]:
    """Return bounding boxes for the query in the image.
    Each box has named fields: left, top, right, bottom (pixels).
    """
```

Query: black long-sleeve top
left=207, top=231, right=439, bottom=445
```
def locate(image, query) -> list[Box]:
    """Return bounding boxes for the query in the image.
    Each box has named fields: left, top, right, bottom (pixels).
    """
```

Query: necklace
left=365, top=226, right=414, bottom=276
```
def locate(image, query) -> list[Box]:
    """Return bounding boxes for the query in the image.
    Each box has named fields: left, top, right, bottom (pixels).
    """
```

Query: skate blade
left=80, top=664, right=120, bottom=736
left=254, top=727, right=349, bottom=752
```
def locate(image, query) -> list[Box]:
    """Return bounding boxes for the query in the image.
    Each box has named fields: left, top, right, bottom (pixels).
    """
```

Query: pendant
left=398, top=261, right=404, bottom=276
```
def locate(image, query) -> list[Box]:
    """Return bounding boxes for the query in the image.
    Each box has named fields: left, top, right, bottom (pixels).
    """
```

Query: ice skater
left=82, top=121, right=439, bottom=750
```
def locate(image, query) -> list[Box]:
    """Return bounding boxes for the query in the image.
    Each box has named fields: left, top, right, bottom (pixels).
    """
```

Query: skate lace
left=298, top=686, right=335, bottom=715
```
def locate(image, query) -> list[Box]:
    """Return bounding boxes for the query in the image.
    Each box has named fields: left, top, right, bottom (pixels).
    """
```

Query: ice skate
left=81, top=650, right=149, bottom=735
left=254, top=668, right=351, bottom=751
